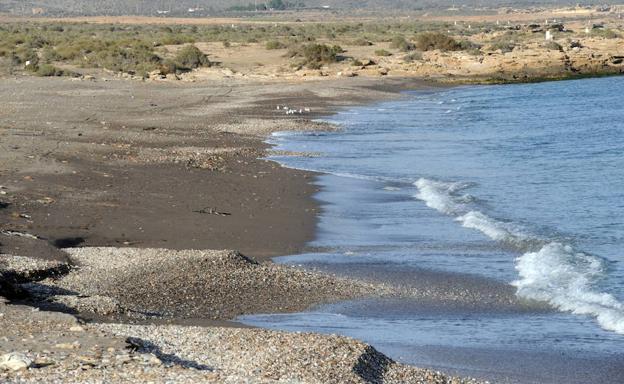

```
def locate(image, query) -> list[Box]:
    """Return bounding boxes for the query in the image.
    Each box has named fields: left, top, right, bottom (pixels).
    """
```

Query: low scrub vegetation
left=35, top=64, right=67, bottom=77
left=390, top=35, right=415, bottom=52
left=414, top=32, right=461, bottom=51
left=543, top=41, right=563, bottom=51
left=174, top=44, right=211, bottom=69
left=266, top=40, right=287, bottom=50
left=4, top=19, right=609, bottom=77
left=489, top=40, right=516, bottom=53
left=287, top=43, right=344, bottom=69
left=591, top=29, right=621, bottom=39
left=486, top=32, right=518, bottom=53
left=0, top=23, right=217, bottom=76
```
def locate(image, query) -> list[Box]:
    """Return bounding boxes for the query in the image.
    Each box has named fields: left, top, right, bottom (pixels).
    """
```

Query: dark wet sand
left=0, top=76, right=430, bottom=263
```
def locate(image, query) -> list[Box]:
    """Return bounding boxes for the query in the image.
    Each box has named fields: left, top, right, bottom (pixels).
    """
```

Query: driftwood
left=193, top=207, right=231, bottom=216
left=0, top=230, right=39, bottom=239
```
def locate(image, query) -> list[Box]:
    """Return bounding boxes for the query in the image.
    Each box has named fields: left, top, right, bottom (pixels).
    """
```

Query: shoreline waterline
left=243, top=76, right=624, bottom=383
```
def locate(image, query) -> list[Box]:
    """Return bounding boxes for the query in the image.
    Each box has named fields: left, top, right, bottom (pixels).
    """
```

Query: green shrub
left=457, top=40, right=481, bottom=52
left=544, top=41, right=563, bottom=51
left=415, top=32, right=460, bottom=51
left=160, top=59, right=178, bottom=75
left=484, top=31, right=519, bottom=53
left=26, top=35, right=50, bottom=49
left=84, top=41, right=161, bottom=75
left=14, top=47, right=39, bottom=67
left=390, top=35, right=415, bottom=51
left=41, top=47, right=61, bottom=62
left=374, top=49, right=392, bottom=56
left=174, top=44, right=210, bottom=70
left=35, top=64, right=63, bottom=76
left=592, top=29, right=620, bottom=39
left=266, top=40, right=286, bottom=50
left=489, top=40, right=516, bottom=53
left=288, top=43, right=343, bottom=69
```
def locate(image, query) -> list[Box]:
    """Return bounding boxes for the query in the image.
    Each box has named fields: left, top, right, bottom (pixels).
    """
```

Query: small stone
left=0, top=353, right=32, bottom=371
left=361, top=59, right=375, bottom=66
left=115, top=354, right=132, bottom=364
left=55, top=342, right=81, bottom=350
left=70, top=326, right=85, bottom=332
left=78, top=356, right=98, bottom=367
left=138, top=353, right=162, bottom=366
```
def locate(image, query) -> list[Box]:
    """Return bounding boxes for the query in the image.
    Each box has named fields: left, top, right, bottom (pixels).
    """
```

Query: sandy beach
left=0, top=74, right=487, bottom=382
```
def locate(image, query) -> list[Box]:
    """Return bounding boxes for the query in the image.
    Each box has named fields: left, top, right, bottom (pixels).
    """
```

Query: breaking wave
left=414, top=177, right=624, bottom=334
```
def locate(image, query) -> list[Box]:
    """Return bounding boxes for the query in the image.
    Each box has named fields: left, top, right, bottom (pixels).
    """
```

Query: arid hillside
left=2, top=0, right=623, bottom=17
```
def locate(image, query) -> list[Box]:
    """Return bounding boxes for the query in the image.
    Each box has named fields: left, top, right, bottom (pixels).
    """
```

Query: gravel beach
left=0, top=293, right=483, bottom=383
left=28, top=247, right=389, bottom=320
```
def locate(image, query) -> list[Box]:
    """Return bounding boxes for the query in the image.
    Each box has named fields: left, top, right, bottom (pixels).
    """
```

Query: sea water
left=240, top=77, right=624, bottom=383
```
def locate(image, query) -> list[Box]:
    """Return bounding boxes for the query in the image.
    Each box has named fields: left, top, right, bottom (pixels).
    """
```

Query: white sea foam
left=514, top=243, right=624, bottom=334
left=413, top=178, right=473, bottom=215
left=414, top=177, right=624, bottom=334
left=458, top=211, right=521, bottom=242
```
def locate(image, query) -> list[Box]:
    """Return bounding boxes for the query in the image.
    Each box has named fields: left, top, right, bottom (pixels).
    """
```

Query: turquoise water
left=241, top=77, right=624, bottom=382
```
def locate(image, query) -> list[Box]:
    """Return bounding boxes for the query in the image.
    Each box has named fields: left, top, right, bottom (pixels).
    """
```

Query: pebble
left=55, top=342, right=81, bottom=350
left=0, top=353, right=32, bottom=371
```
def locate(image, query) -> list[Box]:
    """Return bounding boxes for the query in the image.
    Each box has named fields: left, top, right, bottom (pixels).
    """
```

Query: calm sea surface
left=240, top=77, right=624, bottom=383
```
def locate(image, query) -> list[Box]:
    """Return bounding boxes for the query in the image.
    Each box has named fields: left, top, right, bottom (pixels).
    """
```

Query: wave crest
left=414, top=177, right=624, bottom=334
left=514, top=242, right=624, bottom=334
